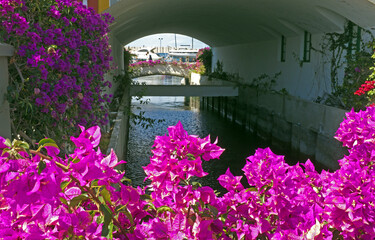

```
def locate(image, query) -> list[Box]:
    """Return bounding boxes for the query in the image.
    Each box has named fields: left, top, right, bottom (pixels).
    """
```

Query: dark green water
left=126, top=75, right=307, bottom=191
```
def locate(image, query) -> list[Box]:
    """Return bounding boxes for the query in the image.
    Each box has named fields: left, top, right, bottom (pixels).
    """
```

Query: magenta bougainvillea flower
left=0, top=0, right=114, bottom=142
left=0, top=108, right=375, bottom=238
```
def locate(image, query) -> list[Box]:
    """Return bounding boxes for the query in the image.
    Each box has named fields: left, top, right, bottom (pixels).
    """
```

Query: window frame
left=281, top=35, right=286, bottom=62
left=303, top=31, right=311, bottom=62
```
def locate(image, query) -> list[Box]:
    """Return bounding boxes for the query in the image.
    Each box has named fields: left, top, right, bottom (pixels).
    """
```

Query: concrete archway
left=106, top=0, right=375, bottom=47
left=104, top=0, right=375, bottom=167
left=105, top=0, right=375, bottom=100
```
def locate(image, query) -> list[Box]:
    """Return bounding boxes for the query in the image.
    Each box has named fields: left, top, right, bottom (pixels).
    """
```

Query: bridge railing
left=129, top=60, right=201, bottom=78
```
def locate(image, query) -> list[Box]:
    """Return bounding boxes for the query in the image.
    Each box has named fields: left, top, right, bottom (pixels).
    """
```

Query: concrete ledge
left=0, top=43, right=14, bottom=56
left=190, top=72, right=237, bottom=86
left=106, top=85, right=131, bottom=166
left=130, top=85, right=239, bottom=96
left=0, top=43, right=13, bottom=139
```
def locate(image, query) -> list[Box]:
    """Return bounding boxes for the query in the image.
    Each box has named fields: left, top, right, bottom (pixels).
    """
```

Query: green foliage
left=209, top=60, right=241, bottom=82
left=111, top=73, right=164, bottom=130
left=248, top=72, right=281, bottom=92
left=334, top=51, right=372, bottom=110
left=315, top=21, right=374, bottom=110
left=110, top=73, right=132, bottom=112
left=123, top=49, right=133, bottom=70
left=197, top=47, right=212, bottom=74
left=1, top=0, right=113, bottom=148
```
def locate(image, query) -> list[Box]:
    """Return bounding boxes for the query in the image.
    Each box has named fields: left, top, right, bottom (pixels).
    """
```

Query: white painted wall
left=105, top=35, right=124, bottom=96
left=212, top=33, right=346, bottom=101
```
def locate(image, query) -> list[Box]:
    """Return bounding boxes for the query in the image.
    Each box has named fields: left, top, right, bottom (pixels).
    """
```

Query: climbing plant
left=196, top=47, right=212, bottom=74
left=0, top=0, right=114, bottom=147
left=315, top=21, right=374, bottom=110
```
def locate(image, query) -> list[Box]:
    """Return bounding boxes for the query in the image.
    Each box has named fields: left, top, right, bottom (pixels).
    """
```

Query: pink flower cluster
left=0, top=107, right=375, bottom=239
left=129, top=59, right=201, bottom=73
left=354, top=80, right=375, bottom=96
left=196, top=47, right=211, bottom=59
left=0, top=0, right=114, bottom=132
left=129, top=60, right=167, bottom=68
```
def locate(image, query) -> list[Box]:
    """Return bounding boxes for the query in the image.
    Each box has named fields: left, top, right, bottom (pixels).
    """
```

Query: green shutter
left=303, top=31, right=311, bottom=62
left=281, top=35, right=286, bottom=62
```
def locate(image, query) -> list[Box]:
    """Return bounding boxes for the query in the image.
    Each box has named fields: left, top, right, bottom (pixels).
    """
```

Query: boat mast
left=175, top=34, right=177, bottom=48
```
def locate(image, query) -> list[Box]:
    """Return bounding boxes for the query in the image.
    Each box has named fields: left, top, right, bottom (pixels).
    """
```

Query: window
left=281, top=35, right=286, bottom=62
left=82, top=0, right=87, bottom=6
left=303, top=31, right=311, bottom=62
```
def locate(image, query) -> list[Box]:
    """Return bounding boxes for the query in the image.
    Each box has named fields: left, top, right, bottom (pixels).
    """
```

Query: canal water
left=126, top=75, right=304, bottom=192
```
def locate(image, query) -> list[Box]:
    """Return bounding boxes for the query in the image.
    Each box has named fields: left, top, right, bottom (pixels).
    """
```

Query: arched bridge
left=129, top=61, right=195, bottom=79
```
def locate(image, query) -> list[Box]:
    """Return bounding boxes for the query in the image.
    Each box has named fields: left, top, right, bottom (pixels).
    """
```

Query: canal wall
left=200, top=88, right=347, bottom=170
left=0, top=43, right=14, bottom=140
left=106, top=82, right=131, bottom=166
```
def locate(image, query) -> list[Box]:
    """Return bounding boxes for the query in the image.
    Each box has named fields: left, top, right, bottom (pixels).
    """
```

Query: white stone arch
left=104, top=0, right=375, bottom=100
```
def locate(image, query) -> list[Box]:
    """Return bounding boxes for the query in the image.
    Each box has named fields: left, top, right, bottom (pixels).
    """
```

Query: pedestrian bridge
left=129, top=62, right=196, bottom=79
left=130, top=85, right=238, bottom=96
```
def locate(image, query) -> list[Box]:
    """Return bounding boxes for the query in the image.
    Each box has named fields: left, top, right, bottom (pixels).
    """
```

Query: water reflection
left=126, top=75, right=286, bottom=192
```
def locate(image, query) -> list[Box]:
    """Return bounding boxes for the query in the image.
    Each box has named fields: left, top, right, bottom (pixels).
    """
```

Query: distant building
left=79, top=0, right=109, bottom=13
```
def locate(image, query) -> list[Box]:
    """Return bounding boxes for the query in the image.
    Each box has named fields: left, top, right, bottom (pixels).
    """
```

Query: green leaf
left=100, top=204, right=113, bottom=237
left=37, top=138, right=59, bottom=152
left=37, top=142, right=59, bottom=152
left=192, top=181, right=202, bottom=188
left=260, top=194, right=265, bottom=204
left=91, top=179, right=99, bottom=187
left=18, top=142, right=29, bottom=151
left=108, top=221, right=114, bottom=239
left=123, top=208, right=135, bottom=225
left=72, top=157, right=80, bottom=163
left=157, top=206, right=175, bottom=215
left=70, top=194, right=89, bottom=208
left=140, top=194, right=152, bottom=201
left=96, top=215, right=104, bottom=224
left=12, top=140, right=29, bottom=150
left=220, top=213, right=228, bottom=222
left=38, top=160, right=47, bottom=174
left=115, top=204, right=127, bottom=213
left=101, top=188, right=112, bottom=205
left=1, top=148, right=10, bottom=156
left=60, top=180, right=71, bottom=191
left=101, top=223, right=110, bottom=237
left=38, top=138, right=56, bottom=146
left=245, top=186, right=258, bottom=192
left=259, top=183, right=272, bottom=193
left=4, top=139, right=12, bottom=148
left=144, top=202, right=156, bottom=212
left=122, top=177, right=132, bottom=184
left=186, top=153, right=196, bottom=160
left=60, top=197, right=68, bottom=206
left=208, top=204, right=218, bottom=217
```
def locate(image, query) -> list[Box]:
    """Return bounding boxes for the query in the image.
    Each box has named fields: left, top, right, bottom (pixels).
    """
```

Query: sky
left=125, top=33, right=210, bottom=49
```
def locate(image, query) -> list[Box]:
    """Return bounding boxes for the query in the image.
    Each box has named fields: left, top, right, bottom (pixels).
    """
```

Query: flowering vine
left=129, top=59, right=204, bottom=77
left=0, top=0, right=114, bottom=143
left=0, top=107, right=374, bottom=239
